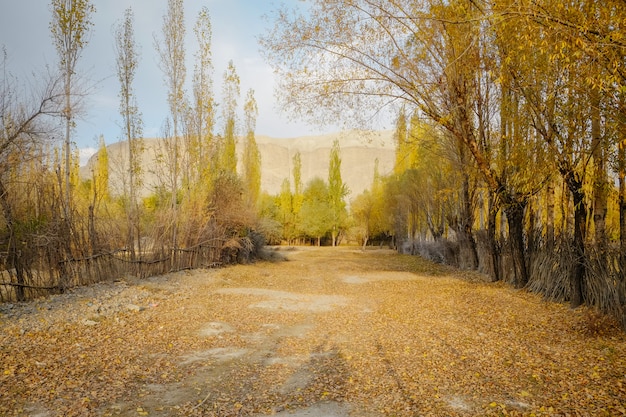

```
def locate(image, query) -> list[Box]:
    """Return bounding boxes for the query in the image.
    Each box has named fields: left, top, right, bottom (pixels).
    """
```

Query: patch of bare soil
left=1, top=247, right=626, bottom=416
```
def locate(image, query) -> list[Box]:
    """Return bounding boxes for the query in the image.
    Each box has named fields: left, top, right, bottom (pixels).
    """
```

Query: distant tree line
left=259, top=140, right=350, bottom=247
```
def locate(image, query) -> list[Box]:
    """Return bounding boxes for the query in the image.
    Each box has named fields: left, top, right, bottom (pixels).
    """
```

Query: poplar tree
left=192, top=6, right=215, bottom=183
left=115, top=7, right=143, bottom=260
left=220, top=60, right=240, bottom=175
left=92, top=134, right=109, bottom=205
left=393, top=107, right=409, bottom=174
left=328, top=139, right=348, bottom=246
left=243, top=89, right=261, bottom=208
left=300, top=177, right=332, bottom=246
left=49, top=0, right=95, bottom=217
left=155, top=0, right=186, bottom=209
left=155, top=0, right=186, bottom=259
left=292, top=151, right=304, bottom=228
left=278, top=178, right=294, bottom=243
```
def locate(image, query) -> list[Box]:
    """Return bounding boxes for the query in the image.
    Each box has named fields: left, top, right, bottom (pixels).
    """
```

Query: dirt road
left=1, top=247, right=626, bottom=416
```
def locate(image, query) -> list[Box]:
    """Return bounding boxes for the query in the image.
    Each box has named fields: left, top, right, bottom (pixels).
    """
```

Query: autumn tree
left=292, top=151, right=304, bottom=239
left=191, top=6, right=215, bottom=183
left=263, top=0, right=548, bottom=281
left=84, top=134, right=109, bottom=253
left=328, top=139, right=349, bottom=246
left=277, top=178, right=295, bottom=244
left=489, top=0, right=621, bottom=304
left=155, top=0, right=186, bottom=258
left=350, top=161, right=390, bottom=248
left=394, top=107, right=410, bottom=174
left=155, top=0, right=186, bottom=204
left=0, top=53, right=63, bottom=299
left=220, top=60, right=240, bottom=175
left=351, top=190, right=376, bottom=249
left=49, top=0, right=95, bottom=216
left=300, top=177, right=332, bottom=246
left=266, top=1, right=480, bottom=249
left=91, top=135, right=109, bottom=205
left=115, top=7, right=143, bottom=260
left=242, top=89, right=261, bottom=208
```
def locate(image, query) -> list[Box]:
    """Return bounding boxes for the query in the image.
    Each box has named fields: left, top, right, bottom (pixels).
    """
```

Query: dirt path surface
left=1, top=247, right=626, bottom=416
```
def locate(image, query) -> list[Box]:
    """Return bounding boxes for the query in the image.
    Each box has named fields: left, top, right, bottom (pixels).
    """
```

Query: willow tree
left=49, top=0, right=95, bottom=217
left=242, top=89, right=261, bottom=208
left=533, top=0, right=626, bottom=297
left=494, top=0, right=623, bottom=305
left=115, top=7, right=143, bottom=260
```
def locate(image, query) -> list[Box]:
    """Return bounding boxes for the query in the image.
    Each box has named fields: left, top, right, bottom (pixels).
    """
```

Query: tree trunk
left=617, top=94, right=626, bottom=272
left=487, top=191, right=500, bottom=282
left=618, top=138, right=626, bottom=270
left=591, top=89, right=608, bottom=251
left=460, top=174, right=478, bottom=269
left=546, top=181, right=555, bottom=250
left=570, top=187, right=588, bottom=308
left=505, top=201, right=528, bottom=288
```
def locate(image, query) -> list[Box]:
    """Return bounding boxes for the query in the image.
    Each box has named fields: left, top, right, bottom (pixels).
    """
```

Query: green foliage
left=243, top=89, right=261, bottom=208
left=328, top=140, right=349, bottom=246
left=93, top=135, right=109, bottom=203
left=276, top=178, right=297, bottom=243
left=300, top=177, right=332, bottom=245
left=220, top=61, right=240, bottom=175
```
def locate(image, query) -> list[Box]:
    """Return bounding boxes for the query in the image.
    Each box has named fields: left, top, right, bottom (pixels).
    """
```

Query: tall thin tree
left=243, top=89, right=261, bottom=208
left=192, top=6, right=215, bottom=182
left=220, top=60, right=240, bottom=175
left=115, top=7, right=143, bottom=261
left=328, top=139, right=348, bottom=246
left=49, top=0, right=95, bottom=217
left=155, top=0, right=186, bottom=259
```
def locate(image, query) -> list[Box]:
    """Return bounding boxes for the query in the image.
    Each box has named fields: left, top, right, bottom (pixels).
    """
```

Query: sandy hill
left=80, top=130, right=396, bottom=199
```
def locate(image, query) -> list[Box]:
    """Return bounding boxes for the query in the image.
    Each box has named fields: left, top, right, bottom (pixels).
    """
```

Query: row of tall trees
left=0, top=0, right=264, bottom=301
left=105, top=0, right=264, bottom=261
left=261, top=0, right=626, bottom=324
left=262, top=140, right=349, bottom=246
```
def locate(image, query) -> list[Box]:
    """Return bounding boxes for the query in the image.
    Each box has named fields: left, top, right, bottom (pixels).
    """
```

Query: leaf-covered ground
left=1, top=247, right=625, bottom=416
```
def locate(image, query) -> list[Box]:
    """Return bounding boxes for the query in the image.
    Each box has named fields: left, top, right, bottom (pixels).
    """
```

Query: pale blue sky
left=0, top=0, right=332, bottom=163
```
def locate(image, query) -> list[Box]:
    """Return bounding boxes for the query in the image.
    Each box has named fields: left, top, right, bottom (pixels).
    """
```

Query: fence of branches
left=0, top=236, right=257, bottom=303
left=410, top=232, right=626, bottom=328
